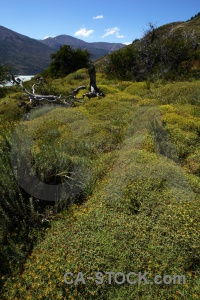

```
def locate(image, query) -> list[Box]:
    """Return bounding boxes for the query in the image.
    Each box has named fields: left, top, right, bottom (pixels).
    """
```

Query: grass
left=29, top=105, right=56, bottom=119
left=1, top=70, right=200, bottom=299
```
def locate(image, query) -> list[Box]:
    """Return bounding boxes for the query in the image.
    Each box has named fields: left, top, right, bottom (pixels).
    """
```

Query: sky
left=0, top=0, right=199, bottom=44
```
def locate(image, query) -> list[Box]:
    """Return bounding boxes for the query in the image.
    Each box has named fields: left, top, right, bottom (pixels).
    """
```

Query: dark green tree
left=43, top=45, right=91, bottom=78
left=0, top=64, right=9, bottom=84
left=0, top=64, right=9, bottom=97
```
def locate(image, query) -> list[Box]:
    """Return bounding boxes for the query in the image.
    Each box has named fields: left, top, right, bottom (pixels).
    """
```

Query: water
left=17, top=75, right=35, bottom=82
left=1, top=75, right=35, bottom=87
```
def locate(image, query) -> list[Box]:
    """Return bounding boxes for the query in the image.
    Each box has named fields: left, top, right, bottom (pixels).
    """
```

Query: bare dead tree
left=9, top=73, right=62, bottom=106
left=9, top=73, right=87, bottom=107
left=8, top=65, right=105, bottom=118
left=63, top=85, right=87, bottom=107
left=83, top=65, right=105, bottom=99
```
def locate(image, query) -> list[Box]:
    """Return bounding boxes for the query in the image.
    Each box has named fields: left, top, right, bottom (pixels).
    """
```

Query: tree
left=105, top=23, right=200, bottom=81
left=0, top=64, right=9, bottom=85
left=43, top=45, right=91, bottom=78
left=0, top=64, right=9, bottom=98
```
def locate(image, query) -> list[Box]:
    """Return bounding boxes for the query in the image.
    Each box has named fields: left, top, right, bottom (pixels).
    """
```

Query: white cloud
left=43, top=36, right=55, bottom=39
left=93, top=15, right=104, bottom=19
left=74, top=27, right=94, bottom=38
left=102, top=27, right=124, bottom=39
left=123, top=42, right=132, bottom=45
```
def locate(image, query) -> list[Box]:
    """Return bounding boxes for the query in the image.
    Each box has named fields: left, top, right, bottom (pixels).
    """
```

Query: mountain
left=0, top=26, right=125, bottom=75
left=0, top=26, right=53, bottom=75
left=40, top=35, right=125, bottom=60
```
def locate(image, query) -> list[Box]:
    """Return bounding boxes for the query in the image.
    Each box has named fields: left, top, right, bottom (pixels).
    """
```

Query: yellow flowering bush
left=1, top=72, right=200, bottom=300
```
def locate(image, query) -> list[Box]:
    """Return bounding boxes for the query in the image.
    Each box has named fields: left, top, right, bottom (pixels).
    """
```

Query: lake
left=1, top=75, right=35, bottom=87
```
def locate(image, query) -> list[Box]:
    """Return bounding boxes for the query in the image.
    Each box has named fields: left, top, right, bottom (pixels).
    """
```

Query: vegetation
left=0, top=65, right=9, bottom=84
left=188, top=12, right=200, bottom=21
left=104, top=17, right=200, bottom=81
left=0, top=67, right=200, bottom=299
left=0, top=13, right=200, bottom=300
left=42, top=45, right=91, bottom=78
left=0, top=65, right=9, bottom=98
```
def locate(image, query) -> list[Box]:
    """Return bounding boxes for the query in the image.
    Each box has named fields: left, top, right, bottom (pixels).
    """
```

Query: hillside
left=0, top=26, right=53, bottom=75
left=0, top=26, right=124, bottom=75
left=156, top=12, right=200, bottom=35
left=97, top=13, right=200, bottom=81
left=0, top=68, right=200, bottom=299
left=0, top=12, right=200, bottom=300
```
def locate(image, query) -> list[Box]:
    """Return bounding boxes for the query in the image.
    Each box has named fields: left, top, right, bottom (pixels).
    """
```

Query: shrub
left=105, top=24, right=200, bottom=81
left=2, top=136, right=199, bottom=300
left=186, top=147, right=200, bottom=175
left=29, top=105, right=55, bottom=119
left=1, top=70, right=200, bottom=300
left=43, top=45, right=91, bottom=78
left=0, top=128, right=45, bottom=283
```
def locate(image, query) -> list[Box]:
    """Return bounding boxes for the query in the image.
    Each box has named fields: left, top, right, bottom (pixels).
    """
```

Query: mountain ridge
left=0, top=26, right=124, bottom=75
left=40, top=34, right=125, bottom=53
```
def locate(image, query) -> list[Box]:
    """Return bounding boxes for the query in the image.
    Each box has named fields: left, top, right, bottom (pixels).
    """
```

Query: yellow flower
left=184, top=284, right=189, bottom=289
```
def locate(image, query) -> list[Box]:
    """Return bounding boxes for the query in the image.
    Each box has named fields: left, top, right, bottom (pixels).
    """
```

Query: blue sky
left=0, top=0, right=199, bottom=44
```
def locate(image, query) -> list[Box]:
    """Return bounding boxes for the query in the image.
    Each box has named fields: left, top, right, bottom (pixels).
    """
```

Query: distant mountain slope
left=40, top=35, right=125, bottom=60
left=0, top=26, right=125, bottom=75
left=0, top=26, right=52, bottom=75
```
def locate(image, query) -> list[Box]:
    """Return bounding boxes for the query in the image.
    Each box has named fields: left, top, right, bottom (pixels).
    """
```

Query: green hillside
left=0, top=68, right=200, bottom=299
left=97, top=13, right=200, bottom=82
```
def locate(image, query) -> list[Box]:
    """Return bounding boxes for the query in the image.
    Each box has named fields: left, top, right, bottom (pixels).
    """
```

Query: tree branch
left=9, top=73, right=62, bottom=103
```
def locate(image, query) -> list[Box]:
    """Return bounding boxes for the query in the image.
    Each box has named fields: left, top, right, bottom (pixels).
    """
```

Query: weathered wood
left=8, top=66, right=105, bottom=115
left=63, top=85, right=86, bottom=107
left=83, top=65, right=105, bottom=99
left=9, top=73, right=85, bottom=108
left=9, top=73, right=62, bottom=104
left=89, top=65, right=99, bottom=93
